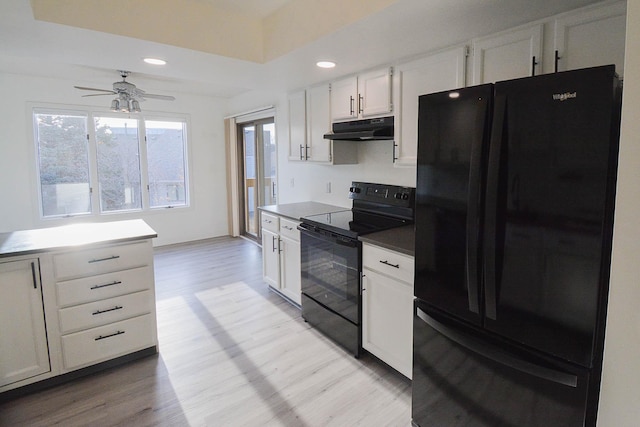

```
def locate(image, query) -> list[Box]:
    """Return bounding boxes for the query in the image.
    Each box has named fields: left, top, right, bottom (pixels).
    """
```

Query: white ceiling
left=0, top=0, right=606, bottom=99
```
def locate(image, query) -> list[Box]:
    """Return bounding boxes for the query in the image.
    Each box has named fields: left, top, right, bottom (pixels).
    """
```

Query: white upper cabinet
left=393, top=47, right=467, bottom=166
left=472, top=24, right=543, bottom=85
left=330, top=77, right=359, bottom=121
left=288, top=86, right=357, bottom=164
left=553, top=1, right=626, bottom=77
left=330, top=67, right=393, bottom=121
left=287, top=90, right=307, bottom=161
left=305, top=84, right=332, bottom=162
left=358, top=68, right=393, bottom=118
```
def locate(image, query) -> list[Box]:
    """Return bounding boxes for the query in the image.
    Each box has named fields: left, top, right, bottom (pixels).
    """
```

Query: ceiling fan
left=74, top=70, right=175, bottom=113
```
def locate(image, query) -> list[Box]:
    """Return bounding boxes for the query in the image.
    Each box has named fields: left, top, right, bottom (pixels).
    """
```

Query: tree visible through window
left=33, top=109, right=189, bottom=218
left=35, top=112, right=91, bottom=217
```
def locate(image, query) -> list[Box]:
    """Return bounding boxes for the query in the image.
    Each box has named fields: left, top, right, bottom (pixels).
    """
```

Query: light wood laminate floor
left=0, top=237, right=411, bottom=426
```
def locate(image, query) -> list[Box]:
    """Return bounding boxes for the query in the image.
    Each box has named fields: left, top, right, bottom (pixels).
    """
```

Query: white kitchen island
left=0, top=220, right=158, bottom=397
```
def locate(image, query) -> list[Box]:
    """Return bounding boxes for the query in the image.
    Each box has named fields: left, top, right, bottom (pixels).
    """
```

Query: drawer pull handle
left=92, top=305, right=123, bottom=315
left=90, top=280, right=122, bottom=290
left=379, top=260, right=400, bottom=269
left=88, top=255, right=120, bottom=264
left=283, top=226, right=294, bottom=230
left=95, top=330, right=125, bottom=341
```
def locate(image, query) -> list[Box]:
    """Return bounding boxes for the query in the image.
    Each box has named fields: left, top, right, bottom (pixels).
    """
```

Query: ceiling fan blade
left=74, top=85, right=115, bottom=93
left=81, top=93, right=116, bottom=97
left=142, top=93, right=176, bottom=101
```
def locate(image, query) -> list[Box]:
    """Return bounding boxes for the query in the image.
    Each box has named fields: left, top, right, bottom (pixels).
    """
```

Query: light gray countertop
left=359, top=224, right=416, bottom=257
left=259, top=201, right=346, bottom=221
left=0, top=219, right=157, bottom=258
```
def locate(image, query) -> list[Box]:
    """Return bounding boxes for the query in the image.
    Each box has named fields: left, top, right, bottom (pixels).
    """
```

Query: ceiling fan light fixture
left=131, top=100, right=141, bottom=113
left=143, top=57, right=167, bottom=65
left=110, top=98, right=120, bottom=111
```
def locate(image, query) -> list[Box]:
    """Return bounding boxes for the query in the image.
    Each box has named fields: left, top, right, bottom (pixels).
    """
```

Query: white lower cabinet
left=0, top=258, right=50, bottom=388
left=0, top=225, right=158, bottom=394
left=362, top=243, right=414, bottom=379
left=261, top=212, right=302, bottom=305
left=53, top=240, right=157, bottom=370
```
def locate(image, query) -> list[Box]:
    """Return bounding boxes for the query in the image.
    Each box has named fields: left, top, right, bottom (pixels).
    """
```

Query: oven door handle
left=298, top=226, right=358, bottom=247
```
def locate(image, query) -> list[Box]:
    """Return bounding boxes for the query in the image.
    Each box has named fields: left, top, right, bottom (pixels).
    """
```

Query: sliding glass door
left=239, top=118, right=276, bottom=239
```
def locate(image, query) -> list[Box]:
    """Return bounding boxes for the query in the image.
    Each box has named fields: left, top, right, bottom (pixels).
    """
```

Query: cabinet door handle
left=278, top=238, right=283, bottom=253
left=95, top=330, right=125, bottom=341
left=92, top=305, right=123, bottom=315
left=379, top=260, right=400, bottom=269
left=349, top=96, right=355, bottom=116
left=88, top=255, right=120, bottom=264
left=393, top=143, right=399, bottom=163
left=272, top=235, right=278, bottom=252
left=531, top=55, right=538, bottom=76
left=90, top=280, right=122, bottom=290
left=554, top=50, right=560, bottom=73
left=30, top=261, right=37, bottom=289
left=359, top=94, right=364, bottom=114
left=299, top=144, right=304, bottom=160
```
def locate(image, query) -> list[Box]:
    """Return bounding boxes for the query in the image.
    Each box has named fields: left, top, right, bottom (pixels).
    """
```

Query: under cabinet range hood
left=324, top=116, right=394, bottom=141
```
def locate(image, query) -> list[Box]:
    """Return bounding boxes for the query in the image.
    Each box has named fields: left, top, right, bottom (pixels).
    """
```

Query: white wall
left=597, top=0, right=640, bottom=425
left=227, top=89, right=416, bottom=210
left=0, top=72, right=229, bottom=246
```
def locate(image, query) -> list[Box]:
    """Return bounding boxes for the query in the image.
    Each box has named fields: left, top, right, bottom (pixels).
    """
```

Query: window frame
left=31, top=104, right=191, bottom=221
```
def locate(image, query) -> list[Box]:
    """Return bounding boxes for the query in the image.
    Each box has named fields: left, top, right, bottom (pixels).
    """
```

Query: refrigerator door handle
left=465, top=98, right=488, bottom=315
left=416, top=306, right=579, bottom=388
left=484, top=94, right=507, bottom=320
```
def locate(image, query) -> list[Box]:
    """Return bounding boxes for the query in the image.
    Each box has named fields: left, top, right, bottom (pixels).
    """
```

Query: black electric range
left=298, top=182, right=415, bottom=357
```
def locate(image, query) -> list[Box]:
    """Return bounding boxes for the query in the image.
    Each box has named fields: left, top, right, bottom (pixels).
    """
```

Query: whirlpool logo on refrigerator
left=552, top=91, right=577, bottom=101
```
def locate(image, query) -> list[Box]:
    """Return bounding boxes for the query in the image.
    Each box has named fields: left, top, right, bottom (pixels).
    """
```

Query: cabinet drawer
left=58, top=290, right=152, bottom=334
left=61, top=314, right=156, bottom=370
left=56, top=266, right=152, bottom=307
left=261, top=212, right=279, bottom=233
left=363, top=244, right=415, bottom=284
left=54, top=241, right=150, bottom=280
left=279, top=218, right=300, bottom=241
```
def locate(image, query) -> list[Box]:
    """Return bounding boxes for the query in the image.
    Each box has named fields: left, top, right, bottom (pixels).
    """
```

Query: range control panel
left=348, top=182, right=415, bottom=208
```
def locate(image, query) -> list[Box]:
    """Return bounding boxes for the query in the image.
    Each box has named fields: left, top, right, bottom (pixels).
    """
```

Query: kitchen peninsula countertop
left=0, top=219, right=157, bottom=258
left=258, top=201, right=346, bottom=221
left=359, top=224, right=415, bottom=257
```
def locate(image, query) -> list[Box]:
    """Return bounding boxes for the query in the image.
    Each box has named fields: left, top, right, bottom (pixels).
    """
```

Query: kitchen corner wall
left=227, top=90, right=416, bottom=210
left=0, top=72, right=229, bottom=246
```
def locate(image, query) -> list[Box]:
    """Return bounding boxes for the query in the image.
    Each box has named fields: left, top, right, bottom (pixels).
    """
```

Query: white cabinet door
left=0, top=258, right=50, bottom=387
left=554, top=1, right=626, bottom=77
left=393, top=47, right=466, bottom=166
left=362, top=268, right=413, bottom=379
left=472, top=24, right=543, bottom=84
left=330, top=76, right=358, bottom=121
left=280, top=235, right=301, bottom=305
left=358, top=67, right=393, bottom=118
left=288, top=90, right=307, bottom=161
left=262, top=229, right=280, bottom=288
left=306, top=84, right=332, bottom=163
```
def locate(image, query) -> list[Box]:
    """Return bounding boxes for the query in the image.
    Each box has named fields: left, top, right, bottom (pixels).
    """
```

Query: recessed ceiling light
left=316, top=61, right=336, bottom=69
left=143, top=57, right=167, bottom=65
left=448, top=92, right=460, bottom=99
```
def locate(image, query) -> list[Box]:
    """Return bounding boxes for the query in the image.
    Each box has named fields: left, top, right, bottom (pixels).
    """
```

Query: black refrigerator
left=412, top=65, right=622, bottom=427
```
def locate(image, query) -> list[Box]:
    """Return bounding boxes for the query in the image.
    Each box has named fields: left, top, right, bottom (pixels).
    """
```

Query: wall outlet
left=326, top=182, right=331, bottom=193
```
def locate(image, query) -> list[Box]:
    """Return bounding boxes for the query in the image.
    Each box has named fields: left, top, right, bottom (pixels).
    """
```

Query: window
left=146, top=120, right=187, bottom=208
left=33, top=108, right=189, bottom=218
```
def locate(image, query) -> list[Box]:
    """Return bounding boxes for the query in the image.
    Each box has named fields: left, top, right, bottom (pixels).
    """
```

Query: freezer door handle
left=416, top=306, right=579, bottom=388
